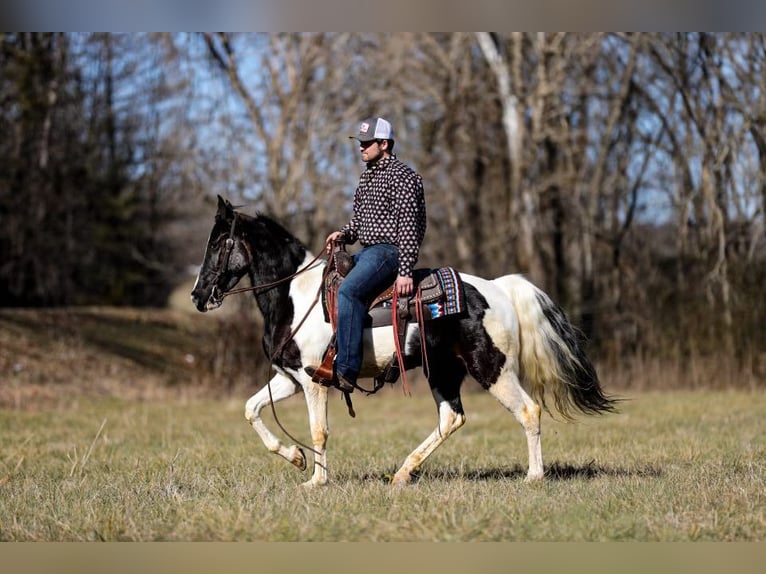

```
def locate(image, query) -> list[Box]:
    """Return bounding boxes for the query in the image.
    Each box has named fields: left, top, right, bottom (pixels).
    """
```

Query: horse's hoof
left=524, top=471, right=544, bottom=483
left=391, top=471, right=412, bottom=487
left=299, top=478, right=327, bottom=489
left=288, top=446, right=307, bottom=471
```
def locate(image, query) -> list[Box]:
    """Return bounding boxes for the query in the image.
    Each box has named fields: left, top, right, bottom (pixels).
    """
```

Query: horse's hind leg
left=391, top=401, right=466, bottom=486
left=391, top=356, right=467, bottom=486
left=488, top=367, right=544, bottom=481
left=244, top=373, right=307, bottom=471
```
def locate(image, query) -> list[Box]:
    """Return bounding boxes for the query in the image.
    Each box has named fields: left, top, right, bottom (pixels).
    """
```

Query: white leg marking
left=392, top=401, right=466, bottom=486
left=244, top=373, right=306, bottom=470
left=300, top=380, right=329, bottom=488
left=488, top=367, right=544, bottom=481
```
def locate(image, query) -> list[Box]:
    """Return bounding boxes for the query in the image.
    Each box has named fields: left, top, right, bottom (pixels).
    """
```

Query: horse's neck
left=250, top=250, right=325, bottom=356
left=242, top=215, right=308, bottom=283
left=248, top=244, right=323, bottom=313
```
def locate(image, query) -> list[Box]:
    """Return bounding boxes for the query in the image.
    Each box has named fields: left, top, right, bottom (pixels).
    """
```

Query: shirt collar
left=365, top=155, right=393, bottom=171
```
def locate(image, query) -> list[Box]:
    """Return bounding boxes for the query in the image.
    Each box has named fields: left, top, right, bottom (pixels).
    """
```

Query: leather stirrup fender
left=392, top=289, right=412, bottom=396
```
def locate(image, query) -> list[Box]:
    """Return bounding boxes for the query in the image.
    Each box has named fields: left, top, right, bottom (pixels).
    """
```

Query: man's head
left=350, top=117, right=395, bottom=162
left=352, top=117, right=394, bottom=142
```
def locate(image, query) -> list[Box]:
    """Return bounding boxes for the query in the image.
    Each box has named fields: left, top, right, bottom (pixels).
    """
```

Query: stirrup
left=304, top=365, right=356, bottom=394
left=305, top=365, right=335, bottom=387
left=379, top=356, right=401, bottom=384
left=306, top=336, right=337, bottom=386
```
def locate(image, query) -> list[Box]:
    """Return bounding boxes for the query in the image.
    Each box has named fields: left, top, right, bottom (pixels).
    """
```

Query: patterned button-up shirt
left=340, top=156, right=426, bottom=278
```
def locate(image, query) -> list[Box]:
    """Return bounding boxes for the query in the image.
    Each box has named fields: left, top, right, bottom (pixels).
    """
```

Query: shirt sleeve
left=339, top=186, right=361, bottom=244
left=394, top=172, right=426, bottom=278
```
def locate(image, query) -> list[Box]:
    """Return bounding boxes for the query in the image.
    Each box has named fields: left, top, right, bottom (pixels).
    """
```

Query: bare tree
left=201, top=33, right=371, bottom=248
left=476, top=32, right=541, bottom=281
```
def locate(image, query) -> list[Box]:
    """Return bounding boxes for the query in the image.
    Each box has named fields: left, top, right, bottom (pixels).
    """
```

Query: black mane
left=237, top=212, right=308, bottom=370
left=238, top=212, right=308, bottom=283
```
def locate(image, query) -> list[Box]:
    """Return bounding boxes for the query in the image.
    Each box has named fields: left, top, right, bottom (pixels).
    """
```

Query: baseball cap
left=350, top=117, right=394, bottom=142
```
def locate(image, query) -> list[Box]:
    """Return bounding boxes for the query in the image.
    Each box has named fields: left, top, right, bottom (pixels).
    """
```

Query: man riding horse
left=306, top=117, right=427, bottom=394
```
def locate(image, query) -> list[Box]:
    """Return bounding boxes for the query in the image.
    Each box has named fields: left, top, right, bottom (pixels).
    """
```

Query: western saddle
left=306, top=242, right=465, bottom=397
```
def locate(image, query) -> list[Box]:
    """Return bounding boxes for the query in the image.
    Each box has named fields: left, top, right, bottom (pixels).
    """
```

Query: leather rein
left=212, top=213, right=332, bottom=362
left=213, top=213, right=327, bottom=301
left=210, top=213, right=341, bottom=460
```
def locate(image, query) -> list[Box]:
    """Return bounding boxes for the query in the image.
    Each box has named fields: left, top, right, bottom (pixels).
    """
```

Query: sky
left=3, top=1, right=766, bottom=33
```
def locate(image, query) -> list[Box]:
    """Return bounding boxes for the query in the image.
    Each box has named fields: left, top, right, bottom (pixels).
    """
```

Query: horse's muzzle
left=206, top=286, right=224, bottom=311
left=190, top=291, right=207, bottom=312
left=190, top=285, right=223, bottom=313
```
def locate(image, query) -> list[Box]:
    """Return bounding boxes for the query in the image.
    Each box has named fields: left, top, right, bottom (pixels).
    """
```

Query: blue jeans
left=335, top=243, right=399, bottom=382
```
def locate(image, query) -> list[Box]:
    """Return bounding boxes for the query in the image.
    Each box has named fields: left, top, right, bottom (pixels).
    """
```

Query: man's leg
left=334, top=244, right=398, bottom=388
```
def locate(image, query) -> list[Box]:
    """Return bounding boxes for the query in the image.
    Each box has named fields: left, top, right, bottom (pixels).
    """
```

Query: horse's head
left=191, top=195, right=252, bottom=312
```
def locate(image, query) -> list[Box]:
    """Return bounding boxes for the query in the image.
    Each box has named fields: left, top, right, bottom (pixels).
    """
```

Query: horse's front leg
left=300, top=379, right=330, bottom=488
left=244, top=373, right=306, bottom=471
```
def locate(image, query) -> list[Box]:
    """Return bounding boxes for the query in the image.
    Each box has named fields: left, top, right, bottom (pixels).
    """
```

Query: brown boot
left=304, top=366, right=356, bottom=393
left=306, top=340, right=337, bottom=386
left=305, top=363, right=335, bottom=387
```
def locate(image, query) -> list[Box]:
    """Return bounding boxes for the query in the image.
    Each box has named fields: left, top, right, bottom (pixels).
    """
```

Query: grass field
left=1, top=387, right=763, bottom=541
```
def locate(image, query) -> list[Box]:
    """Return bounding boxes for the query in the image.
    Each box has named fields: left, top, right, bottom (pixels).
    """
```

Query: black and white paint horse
left=191, top=196, right=616, bottom=487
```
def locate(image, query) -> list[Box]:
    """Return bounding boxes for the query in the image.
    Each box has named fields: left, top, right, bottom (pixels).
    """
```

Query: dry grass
left=0, top=388, right=763, bottom=541
left=0, top=306, right=264, bottom=409
left=1, top=307, right=764, bottom=541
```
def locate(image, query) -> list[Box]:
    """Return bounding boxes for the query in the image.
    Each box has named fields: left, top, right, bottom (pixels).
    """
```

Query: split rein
left=213, top=215, right=335, bottom=461
left=214, top=215, right=330, bottom=355
left=215, top=214, right=327, bottom=301
left=221, top=250, right=327, bottom=299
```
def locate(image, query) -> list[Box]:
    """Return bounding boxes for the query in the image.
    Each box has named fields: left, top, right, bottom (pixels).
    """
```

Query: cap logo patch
left=359, top=122, right=370, bottom=134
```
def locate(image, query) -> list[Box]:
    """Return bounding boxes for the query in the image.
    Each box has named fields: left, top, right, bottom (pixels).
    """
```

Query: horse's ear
left=216, top=195, right=233, bottom=220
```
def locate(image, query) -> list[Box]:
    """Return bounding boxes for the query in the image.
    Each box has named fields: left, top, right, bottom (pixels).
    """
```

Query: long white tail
left=492, top=274, right=617, bottom=419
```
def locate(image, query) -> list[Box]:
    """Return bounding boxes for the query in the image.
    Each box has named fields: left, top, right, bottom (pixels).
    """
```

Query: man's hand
left=324, top=231, right=345, bottom=253
left=396, top=275, right=413, bottom=297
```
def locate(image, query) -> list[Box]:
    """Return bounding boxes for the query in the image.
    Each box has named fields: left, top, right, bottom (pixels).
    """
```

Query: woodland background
left=1, top=32, right=764, bottom=391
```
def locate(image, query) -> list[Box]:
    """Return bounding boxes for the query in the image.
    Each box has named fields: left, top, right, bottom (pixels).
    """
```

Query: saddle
left=308, top=242, right=466, bottom=395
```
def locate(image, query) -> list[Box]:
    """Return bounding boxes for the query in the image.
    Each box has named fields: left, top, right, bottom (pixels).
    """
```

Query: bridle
left=209, top=211, right=331, bottom=362
left=210, top=213, right=326, bottom=302
left=207, top=211, right=341, bottom=460
left=208, top=213, right=240, bottom=304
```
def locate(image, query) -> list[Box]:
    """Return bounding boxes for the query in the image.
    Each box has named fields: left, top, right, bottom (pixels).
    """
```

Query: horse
left=191, top=195, right=617, bottom=488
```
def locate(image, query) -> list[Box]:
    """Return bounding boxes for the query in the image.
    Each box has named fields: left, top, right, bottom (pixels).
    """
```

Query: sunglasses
left=359, top=139, right=379, bottom=149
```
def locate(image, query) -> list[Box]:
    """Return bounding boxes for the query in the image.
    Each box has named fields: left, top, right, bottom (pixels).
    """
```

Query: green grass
left=0, top=388, right=763, bottom=541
